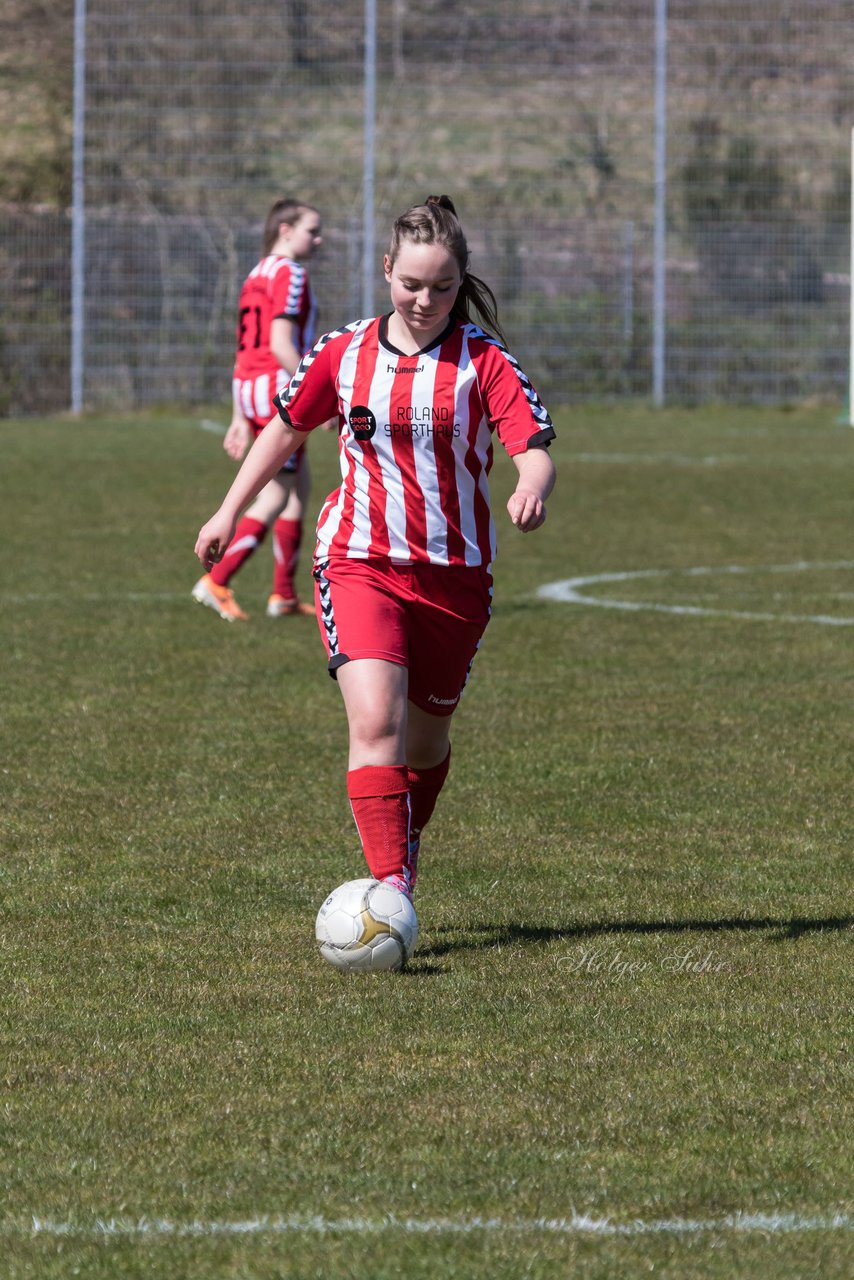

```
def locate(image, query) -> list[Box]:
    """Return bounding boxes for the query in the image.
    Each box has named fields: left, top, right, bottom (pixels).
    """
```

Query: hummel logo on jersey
left=349, top=405, right=377, bottom=440
left=387, top=362, right=424, bottom=374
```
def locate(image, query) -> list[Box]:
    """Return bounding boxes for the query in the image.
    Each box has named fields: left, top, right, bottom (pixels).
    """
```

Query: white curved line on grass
left=537, top=561, right=854, bottom=627
left=17, top=1210, right=854, bottom=1239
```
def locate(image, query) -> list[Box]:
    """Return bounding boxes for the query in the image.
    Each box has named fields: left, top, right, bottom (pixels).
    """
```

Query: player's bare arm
left=223, top=400, right=253, bottom=461
left=507, top=445, right=556, bottom=532
left=269, top=316, right=303, bottom=379
left=195, top=418, right=310, bottom=568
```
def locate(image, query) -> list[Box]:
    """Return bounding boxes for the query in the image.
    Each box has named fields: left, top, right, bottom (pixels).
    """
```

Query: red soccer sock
left=210, top=516, right=267, bottom=587
left=272, top=517, right=303, bottom=600
left=407, top=748, right=451, bottom=838
left=347, top=764, right=411, bottom=882
left=405, top=748, right=451, bottom=886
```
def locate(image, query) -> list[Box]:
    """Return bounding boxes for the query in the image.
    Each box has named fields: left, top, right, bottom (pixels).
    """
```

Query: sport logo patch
left=348, top=405, right=377, bottom=441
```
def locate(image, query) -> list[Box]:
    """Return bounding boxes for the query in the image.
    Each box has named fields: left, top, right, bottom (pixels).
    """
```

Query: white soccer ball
left=315, top=878, right=419, bottom=973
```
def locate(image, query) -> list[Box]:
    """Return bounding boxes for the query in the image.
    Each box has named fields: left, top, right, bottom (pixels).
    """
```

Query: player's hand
left=195, top=511, right=237, bottom=570
left=223, top=417, right=252, bottom=461
left=507, top=489, right=547, bottom=532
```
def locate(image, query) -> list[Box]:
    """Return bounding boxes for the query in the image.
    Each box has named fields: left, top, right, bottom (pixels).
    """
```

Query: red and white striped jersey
left=275, top=315, right=555, bottom=568
left=233, top=255, right=317, bottom=382
left=232, top=256, right=317, bottom=425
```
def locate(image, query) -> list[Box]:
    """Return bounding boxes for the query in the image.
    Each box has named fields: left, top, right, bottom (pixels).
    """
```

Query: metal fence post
left=362, top=0, right=377, bottom=319
left=652, top=0, right=667, bottom=407
left=71, top=0, right=87, bottom=415
left=849, top=125, right=854, bottom=426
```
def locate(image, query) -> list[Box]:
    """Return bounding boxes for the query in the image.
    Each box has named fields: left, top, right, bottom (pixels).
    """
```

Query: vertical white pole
left=71, top=0, right=87, bottom=414
left=362, top=0, right=377, bottom=318
left=849, top=126, right=854, bottom=425
left=652, top=0, right=667, bottom=406
left=623, top=219, right=634, bottom=345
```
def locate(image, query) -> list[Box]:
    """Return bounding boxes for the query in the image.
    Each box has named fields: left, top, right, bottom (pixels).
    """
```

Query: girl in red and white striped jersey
left=192, top=197, right=326, bottom=622
left=195, top=196, right=556, bottom=900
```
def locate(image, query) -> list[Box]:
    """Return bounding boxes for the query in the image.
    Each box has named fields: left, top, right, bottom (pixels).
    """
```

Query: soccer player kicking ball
left=195, top=195, right=556, bottom=899
left=192, top=198, right=326, bottom=622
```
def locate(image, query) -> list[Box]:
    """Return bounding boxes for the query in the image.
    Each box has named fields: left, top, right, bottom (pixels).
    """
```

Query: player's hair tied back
left=390, top=194, right=505, bottom=342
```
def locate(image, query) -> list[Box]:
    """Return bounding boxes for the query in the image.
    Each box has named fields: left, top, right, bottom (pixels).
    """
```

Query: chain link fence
left=1, top=0, right=851, bottom=415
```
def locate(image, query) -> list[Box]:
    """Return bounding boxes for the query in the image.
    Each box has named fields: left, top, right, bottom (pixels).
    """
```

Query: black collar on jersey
left=378, top=313, right=457, bottom=357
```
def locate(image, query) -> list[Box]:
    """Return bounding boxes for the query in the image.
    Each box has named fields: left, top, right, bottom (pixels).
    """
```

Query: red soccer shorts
left=313, top=558, right=493, bottom=716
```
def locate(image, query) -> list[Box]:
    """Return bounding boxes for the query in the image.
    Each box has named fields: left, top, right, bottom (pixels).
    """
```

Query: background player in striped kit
left=192, top=197, right=325, bottom=621
left=195, top=195, right=556, bottom=900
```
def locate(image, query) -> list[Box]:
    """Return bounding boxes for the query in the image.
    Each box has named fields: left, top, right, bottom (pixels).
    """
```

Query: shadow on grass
left=420, top=914, right=854, bottom=960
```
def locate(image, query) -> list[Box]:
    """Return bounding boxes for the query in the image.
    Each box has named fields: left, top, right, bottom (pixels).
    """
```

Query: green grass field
left=2, top=402, right=853, bottom=1278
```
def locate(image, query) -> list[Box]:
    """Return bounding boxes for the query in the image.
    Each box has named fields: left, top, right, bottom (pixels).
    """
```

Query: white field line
left=570, top=451, right=743, bottom=467
left=538, top=561, right=854, bottom=627
left=198, top=418, right=227, bottom=435
left=6, top=563, right=854, bottom=626
left=16, top=1210, right=854, bottom=1240
left=3, top=592, right=187, bottom=604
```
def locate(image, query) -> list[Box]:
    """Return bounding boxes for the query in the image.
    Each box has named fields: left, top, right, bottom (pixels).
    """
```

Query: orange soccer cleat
left=266, top=594, right=316, bottom=618
left=191, top=575, right=249, bottom=621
